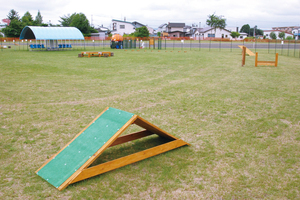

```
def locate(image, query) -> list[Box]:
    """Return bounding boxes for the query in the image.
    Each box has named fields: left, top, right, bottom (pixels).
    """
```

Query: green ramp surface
left=37, top=107, right=134, bottom=188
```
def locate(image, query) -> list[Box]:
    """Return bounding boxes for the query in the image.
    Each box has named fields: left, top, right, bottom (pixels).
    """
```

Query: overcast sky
left=1, top=0, right=300, bottom=30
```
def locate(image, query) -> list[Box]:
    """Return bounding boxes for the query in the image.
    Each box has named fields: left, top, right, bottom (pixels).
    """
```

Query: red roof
left=2, top=19, right=10, bottom=25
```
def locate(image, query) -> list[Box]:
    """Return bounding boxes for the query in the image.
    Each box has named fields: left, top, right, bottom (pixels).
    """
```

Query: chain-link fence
left=1, top=37, right=299, bottom=58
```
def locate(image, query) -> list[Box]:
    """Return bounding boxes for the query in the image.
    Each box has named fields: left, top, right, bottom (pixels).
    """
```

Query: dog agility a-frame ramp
left=36, top=107, right=189, bottom=190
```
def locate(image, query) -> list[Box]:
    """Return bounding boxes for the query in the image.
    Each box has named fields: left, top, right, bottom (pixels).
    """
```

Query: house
left=193, top=27, right=232, bottom=39
left=263, top=30, right=293, bottom=39
left=165, top=22, right=186, bottom=37
left=111, top=19, right=154, bottom=36
left=0, top=19, right=10, bottom=30
left=292, top=28, right=300, bottom=40
left=272, top=26, right=299, bottom=33
left=111, top=19, right=137, bottom=35
left=238, top=32, right=248, bottom=40
left=157, top=23, right=167, bottom=34
left=146, top=26, right=154, bottom=35
left=91, top=25, right=110, bottom=40
left=131, top=21, right=145, bottom=28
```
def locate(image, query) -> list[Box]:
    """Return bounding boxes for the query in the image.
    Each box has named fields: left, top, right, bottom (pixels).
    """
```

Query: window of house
left=120, top=25, right=125, bottom=29
left=208, top=33, right=215, bottom=38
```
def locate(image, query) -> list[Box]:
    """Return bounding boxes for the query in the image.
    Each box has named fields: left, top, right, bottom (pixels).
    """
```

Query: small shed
left=20, top=26, right=85, bottom=50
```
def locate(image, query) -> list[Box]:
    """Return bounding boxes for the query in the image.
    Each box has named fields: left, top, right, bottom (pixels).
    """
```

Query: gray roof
left=158, top=23, right=167, bottom=28
left=168, top=23, right=185, bottom=28
left=198, top=27, right=213, bottom=33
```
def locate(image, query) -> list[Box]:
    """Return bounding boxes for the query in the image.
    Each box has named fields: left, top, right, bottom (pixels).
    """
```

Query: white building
left=292, top=28, right=300, bottom=40
left=111, top=19, right=154, bottom=36
left=111, top=19, right=136, bottom=35
left=263, top=30, right=294, bottom=39
left=193, top=27, right=233, bottom=39
left=238, top=32, right=248, bottom=40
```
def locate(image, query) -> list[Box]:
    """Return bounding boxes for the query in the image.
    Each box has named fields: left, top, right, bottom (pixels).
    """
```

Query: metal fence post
left=199, top=37, right=201, bottom=51
left=288, top=40, right=290, bottom=56
left=294, top=40, right=296, bottom=57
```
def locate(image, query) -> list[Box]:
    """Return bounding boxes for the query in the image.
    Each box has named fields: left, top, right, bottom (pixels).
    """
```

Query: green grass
left=0, top=47, right=300, bottom=199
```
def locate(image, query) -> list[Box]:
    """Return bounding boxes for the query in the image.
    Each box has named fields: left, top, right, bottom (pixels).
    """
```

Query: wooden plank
left=238, top=45, right=255, bottom=56
left=134, top=116, right=179, bottom=141
left=58, top=115, right=138, bottom=191
left=109, top=130, right=154, bottom=147
left=35, top=107, right=109, bottom=173
left=257, top=61, right=276, bottom=65
left=70, top=139, right=189, bottom=184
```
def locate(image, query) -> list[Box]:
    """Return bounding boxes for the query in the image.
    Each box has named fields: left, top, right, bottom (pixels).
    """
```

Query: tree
left=278, top=32, right=285, bottom=40
left=34, top=10, right=43, bottom=25
left=230, top=32, right=240, bottom=38
left=270, top=32, right=277, bottom=39
left=59, top=13, right=76, bottom=27
left=2, top=18, right=23, bottom=37
left=249, top=28, right=263, bottom=37
left=7, top=9, right=20, bottom=21
left=69, top=13, right=91, bottom=36
left=206, top=13, right=226, bottom=31
left=286, top=36, right=293, bottom=40
left=240, top=24, right=250, bottom=34
left=157, top=32, right=161, bottom=37
left=21, top=11, right=34, bottom=26
left=134, top=26, right=149, bottom=38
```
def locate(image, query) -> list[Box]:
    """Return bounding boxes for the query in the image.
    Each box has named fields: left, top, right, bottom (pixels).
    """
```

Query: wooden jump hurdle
left=255, top=52, right=278, bottom=67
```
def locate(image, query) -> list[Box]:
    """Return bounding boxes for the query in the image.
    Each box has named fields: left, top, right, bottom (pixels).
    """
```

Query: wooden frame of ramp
left=238, top=45, right=255, bottom=56
left=36, top=107, right=190, bottom=191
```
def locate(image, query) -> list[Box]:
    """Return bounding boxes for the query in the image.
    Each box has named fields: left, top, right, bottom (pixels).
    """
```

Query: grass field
left=1, top=47, right=300, bottom=199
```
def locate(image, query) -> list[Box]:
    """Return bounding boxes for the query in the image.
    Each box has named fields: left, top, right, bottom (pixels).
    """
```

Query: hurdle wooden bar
left=255, top=52, right=278, bottom=67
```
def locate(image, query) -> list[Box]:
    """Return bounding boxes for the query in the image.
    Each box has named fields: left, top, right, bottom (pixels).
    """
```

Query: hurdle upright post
left=242, top=46, right=246, bottom=66
left=255, top=52, right=258, bottom=67
left=275, top=53, right=278, bottom=67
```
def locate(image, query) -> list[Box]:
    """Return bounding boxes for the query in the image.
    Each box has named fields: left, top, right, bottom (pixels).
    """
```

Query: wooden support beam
left=109, top=130, right=154, bottom=147
left=70, top=139, right=188, bottom=184
left=134, top=116, right=178, bottom=141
